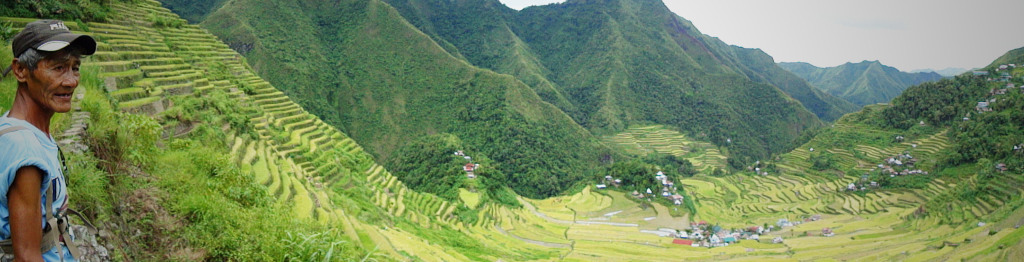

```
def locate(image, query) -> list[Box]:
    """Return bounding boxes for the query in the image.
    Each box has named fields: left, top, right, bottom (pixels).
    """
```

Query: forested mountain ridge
left=197, top=0, right=613, bottom=198
left=779, top=60, right=944, bottom=106
left=194, top=0, right=847, bottom=174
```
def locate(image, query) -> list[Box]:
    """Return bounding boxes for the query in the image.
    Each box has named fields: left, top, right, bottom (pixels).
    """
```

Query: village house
left=976, top=101, right=991, bottom=112
left=672, top=239, right=694, bottom=246
left=777, top=218, right=793, bottom=227
left=710, top=234, right=722, bottom=245
left=453, top=150, right=464, bottom=156
left=773, top=236, right=784, bottom=244
left=596, top=184, right=607, bottom=189
left=822, top=228, right=835, bottom=237
left=670, top=194, right=684, bottom=205
left=996, top=163, right=1008, bottom=172
left=464, top=163, right=477, bottom=178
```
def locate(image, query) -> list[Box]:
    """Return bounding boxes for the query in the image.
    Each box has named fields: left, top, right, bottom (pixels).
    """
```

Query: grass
left=602, top=125, right=728, bottom=173
left=44, top=0, right=1023, bottom=259
left=459, top=188, right=481, bottom=209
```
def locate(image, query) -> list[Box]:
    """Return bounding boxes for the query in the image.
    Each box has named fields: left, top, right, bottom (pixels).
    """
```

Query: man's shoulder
left=0, top=120, right=47, bottom=157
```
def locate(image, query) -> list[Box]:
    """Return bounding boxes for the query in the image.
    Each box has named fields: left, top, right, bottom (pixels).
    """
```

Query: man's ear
left=11, top=59, right=29, bottom=83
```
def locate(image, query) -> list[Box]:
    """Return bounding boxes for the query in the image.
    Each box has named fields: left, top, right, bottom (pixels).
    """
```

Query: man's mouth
left=55, top=93, right=73, bottom=100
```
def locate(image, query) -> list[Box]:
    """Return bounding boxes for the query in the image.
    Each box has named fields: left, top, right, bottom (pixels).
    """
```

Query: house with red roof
left=673, top=239, right=694, bottom=246
left=464, top=163, right=476, bottom=178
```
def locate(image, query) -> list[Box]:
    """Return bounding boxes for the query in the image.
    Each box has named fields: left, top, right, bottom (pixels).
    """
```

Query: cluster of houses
left=746, top=160, right=771, bottom=176
left=597, top=175, right=622, bottom=189
left=454, top=150, right=479, bottom=178
left=846, top=149, right=929, bottom=191
left=616, top=171, right=688, bottom=205
left=670, top=221, right=750, bottom=247
left=669, top=215, right=831, bottom=248
left=602, top=170, right=692, bottom=205
left=973, top=64, right=1023, bottom=115
left=878, top=151, right=927, bottom=177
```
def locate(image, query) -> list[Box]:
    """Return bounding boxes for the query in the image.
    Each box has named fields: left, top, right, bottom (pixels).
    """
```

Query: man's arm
left=9, top=166, right=44, bottom=262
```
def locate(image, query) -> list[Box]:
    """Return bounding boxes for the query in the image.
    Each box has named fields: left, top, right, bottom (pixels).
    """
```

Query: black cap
left=12, top=20, right=96, bottom=57
left=3, top=20, right=96, bottom=77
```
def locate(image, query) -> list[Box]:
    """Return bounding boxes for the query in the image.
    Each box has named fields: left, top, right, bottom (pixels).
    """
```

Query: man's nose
left=60, top=71, right=79, bottom=88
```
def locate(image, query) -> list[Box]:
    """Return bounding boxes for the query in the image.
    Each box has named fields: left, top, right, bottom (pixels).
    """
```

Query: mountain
left=198, top=0, right=614, bottom=198
left=779, top=60, right=944, bottom=106
left=352, top=0, right=854, bottom=165
left=911, top=67, right=969, bottom=77
left=988, top=45, right=1024, bottom=68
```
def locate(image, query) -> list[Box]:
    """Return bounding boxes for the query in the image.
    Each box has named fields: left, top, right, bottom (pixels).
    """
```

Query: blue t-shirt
left=0, top=114, right=74, bottom=261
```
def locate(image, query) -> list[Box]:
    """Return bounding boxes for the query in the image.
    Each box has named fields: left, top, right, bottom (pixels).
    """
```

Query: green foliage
left=808, top=151, right=836, bottom=171
left=146, top=12, right=185, bottom=28
left=86, top=110, right=161, bottom=171
left=281, top=229, right=348, bottom=262
left=946, top=91, right=1024, bottom=168
left=386, top=134, right=466, bottom=201
left=880, top=75, right=989, bottom=129
left=0, top=21, right=15, bottom=44
left=643, top=153, right=698, bottom=177
left=0, top=0, right=116, bottom=22
left=200, top=0, right=611, bottom=198
left=156, top=0, right=227, bottom=23
left=601, top=160, right=658, bottom=193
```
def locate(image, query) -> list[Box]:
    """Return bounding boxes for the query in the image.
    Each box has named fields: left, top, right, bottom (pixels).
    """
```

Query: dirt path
left=494, top=225, right=571, bottom=248
left=520, top=198, right=639, bottom=227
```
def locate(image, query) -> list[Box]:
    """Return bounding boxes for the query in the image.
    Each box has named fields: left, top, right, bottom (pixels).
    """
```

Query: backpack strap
left=0, top=126, right=28, bottom=138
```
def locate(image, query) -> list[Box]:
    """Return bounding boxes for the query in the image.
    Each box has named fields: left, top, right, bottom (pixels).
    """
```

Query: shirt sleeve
left=0, top=131, right=56, bottom=206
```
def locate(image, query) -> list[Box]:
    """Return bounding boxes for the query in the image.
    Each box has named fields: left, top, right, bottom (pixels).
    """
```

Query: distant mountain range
left=779, top=61, right=943, bottom=106
left=910, top=67, right=969, bottom=77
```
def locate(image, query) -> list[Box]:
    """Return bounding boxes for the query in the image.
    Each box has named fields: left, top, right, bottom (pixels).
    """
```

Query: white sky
left=499, top=0, right=1024, bottom=71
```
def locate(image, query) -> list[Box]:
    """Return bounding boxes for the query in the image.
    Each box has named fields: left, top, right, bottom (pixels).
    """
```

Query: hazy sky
left=499, top=0, right=1024, bottom=71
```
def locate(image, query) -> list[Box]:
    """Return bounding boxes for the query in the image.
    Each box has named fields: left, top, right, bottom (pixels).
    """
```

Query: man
left=0, top=20, right=96, bottom=262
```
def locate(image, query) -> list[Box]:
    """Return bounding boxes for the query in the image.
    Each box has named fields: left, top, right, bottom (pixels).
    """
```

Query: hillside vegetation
left=779, top=60, right=944, bottom=106
left=196, top=0, right=615, bottom=198
left=180, top=0, right=861, bottom=183
left=382, top=0, right=851, bottom=163
left=3, top=0, right=1023, bottom=260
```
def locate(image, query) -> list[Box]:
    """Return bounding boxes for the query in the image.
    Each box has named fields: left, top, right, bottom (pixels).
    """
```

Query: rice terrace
left=0, top=0, right=1022, bottom=261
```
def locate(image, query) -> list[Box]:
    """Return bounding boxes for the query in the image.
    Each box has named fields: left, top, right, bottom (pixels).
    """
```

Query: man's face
left=18, top=52, right=81, bottom=114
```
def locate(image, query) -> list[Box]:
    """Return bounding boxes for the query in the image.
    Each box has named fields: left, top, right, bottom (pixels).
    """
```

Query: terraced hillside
left=0, top=2, right=571, bottom=260
left=7, top=1, right=1022, bottom=260
left=603, top=125, right=728, bottom=173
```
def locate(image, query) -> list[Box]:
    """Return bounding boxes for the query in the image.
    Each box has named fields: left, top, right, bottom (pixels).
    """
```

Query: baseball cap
left=3, top=20, right=96, bottom=76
